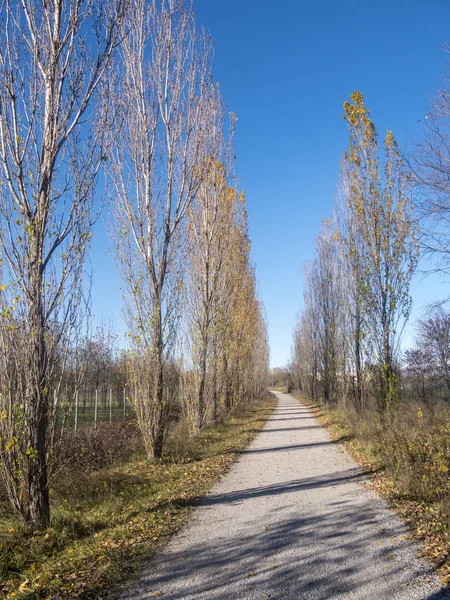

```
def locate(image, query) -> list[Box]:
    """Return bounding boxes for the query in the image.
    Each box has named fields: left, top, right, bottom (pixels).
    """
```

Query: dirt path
left=117, top=392, right=450, bottom=599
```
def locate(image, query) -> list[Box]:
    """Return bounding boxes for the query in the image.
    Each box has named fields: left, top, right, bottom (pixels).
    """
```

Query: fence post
left=94, top=389, right=98, bottom=430
left=52, top=389, right=58, bottom=426
left=109, top=388, right=112, bottom=425
left=8, top=390, right=12, bottom=426
left=75, top=389, right=78, bottom=433
left=123, top=387, right=126, bottom=417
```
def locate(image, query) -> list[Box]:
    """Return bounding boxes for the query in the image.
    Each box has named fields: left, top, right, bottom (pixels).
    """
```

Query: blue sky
left=91, top=0, right=450, bottom=367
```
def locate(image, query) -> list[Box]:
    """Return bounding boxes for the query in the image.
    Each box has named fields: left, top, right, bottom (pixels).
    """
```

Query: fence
left=56, top=386, right=133, bottom=432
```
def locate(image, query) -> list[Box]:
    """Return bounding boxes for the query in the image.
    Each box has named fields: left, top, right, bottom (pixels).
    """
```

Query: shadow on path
left=124, top=499, right=450, bottom=600
left=259, top=425, right=323, bottom=433
left=240, top=440, right=338, bottom=454
left=118, top=393, right=450, bottom=600
left=201, top=468, right=366, bottom=506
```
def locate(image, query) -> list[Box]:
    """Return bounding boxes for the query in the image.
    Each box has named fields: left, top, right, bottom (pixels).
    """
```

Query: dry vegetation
left=293, top=392, right=450, bottom=584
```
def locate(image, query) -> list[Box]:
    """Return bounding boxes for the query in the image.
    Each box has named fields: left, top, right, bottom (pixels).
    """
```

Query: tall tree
left=0, top=0, right=125, bottom=529
left=187, top=156, right=237, bottom=431
left=311, top=220, right=341, bottom=406
left=291, top=265, right=319, bottom=401
left=184, top=174, right=269, bottom=430
left=411, top=48, right=450, bottom=278
left=107, top=0, right=213, bottom=458
left=217, top=194, right=256, bottom=411
left=336, top=172, right=367, bottom=410
left=342, top=92, right=419, bottom=409
left=291, top=220, right=347, bottom=407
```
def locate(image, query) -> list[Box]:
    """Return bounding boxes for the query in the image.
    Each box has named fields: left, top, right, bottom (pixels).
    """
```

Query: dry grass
left=293, top=392, right=450, bottom=585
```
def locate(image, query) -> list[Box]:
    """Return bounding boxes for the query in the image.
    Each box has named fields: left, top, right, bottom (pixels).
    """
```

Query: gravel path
left=117, top=392, right=450, bottom=599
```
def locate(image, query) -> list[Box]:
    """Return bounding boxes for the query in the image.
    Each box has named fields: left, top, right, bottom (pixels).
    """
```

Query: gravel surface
left=117, top=392, right=450, bottom=599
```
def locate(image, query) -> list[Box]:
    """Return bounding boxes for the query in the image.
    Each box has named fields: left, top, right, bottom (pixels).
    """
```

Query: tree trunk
left=223, top=354, right=233, bottom=412
left=354, top=309, right=363, bottom=412
left=25, top=266, right=50, bottom=531
left=150, top=303, right=168, bottom=460
left=151, top=365, right=165, bottom=459
left=26, top=403, right=50, bottom=531
left=194, top=331, right=208, bottom=434
left=195, top=374, right=206, bottom=434
left=212, top=347, right=219, bottom=422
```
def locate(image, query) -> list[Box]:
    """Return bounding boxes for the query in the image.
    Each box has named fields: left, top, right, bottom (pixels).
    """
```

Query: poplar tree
left=0, top=0, right=125, bottom=530
left=341, top=92, right=419, bottom=409
left=107, top=0, right=213, bottom=458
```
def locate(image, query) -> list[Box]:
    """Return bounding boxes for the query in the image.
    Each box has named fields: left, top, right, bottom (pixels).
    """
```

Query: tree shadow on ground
left=117, top=395, right=450, bottom=600
left=259, top=425, right=324, bottom=433
left=120, top=494, right=450, bottom=600
left=240, top=440, right=340, bottom=454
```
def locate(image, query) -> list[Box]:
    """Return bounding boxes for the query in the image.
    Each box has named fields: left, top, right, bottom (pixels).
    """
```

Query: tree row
left=0, top=0, right=269, bottom=531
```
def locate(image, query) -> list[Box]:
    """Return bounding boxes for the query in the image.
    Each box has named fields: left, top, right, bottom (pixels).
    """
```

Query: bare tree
left=291, top=265, right=319, bottom=401
left=336, top=172, right=368, bottom=411
left=0, top=0, right=125, bottom=530
left=411, top=47, right=450, bottom=277
left=311, top=221, right=341, bottom=406
left=291, top=220, right=348, bottom=408
left=417, top=305, right=450, bottom=396
left=404, top=347, right=432, bottom=403
left=107, top=0, right=213, bottom=458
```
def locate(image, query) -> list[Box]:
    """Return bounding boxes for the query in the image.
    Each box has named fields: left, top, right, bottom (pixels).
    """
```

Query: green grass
left=56, top=403, right=132, bottom=430
left=72, top=404, right=131, bottom=427
left=0, top=393, right=276, bottom=599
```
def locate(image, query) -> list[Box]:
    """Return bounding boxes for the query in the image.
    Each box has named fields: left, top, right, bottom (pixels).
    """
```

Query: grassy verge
left=0, top=393, right=276, bottom=600
left=292, top=392, right=450, bottom=585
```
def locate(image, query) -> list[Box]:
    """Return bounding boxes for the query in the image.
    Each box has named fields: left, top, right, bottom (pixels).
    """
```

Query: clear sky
left=90, top=0, right=450, bottom=368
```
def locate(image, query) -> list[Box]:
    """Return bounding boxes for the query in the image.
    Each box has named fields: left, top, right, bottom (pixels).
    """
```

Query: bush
left=328, top=399, right=450, bottom=506
left=52, top=417, right=144, bottom=475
